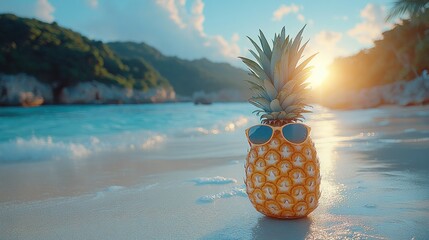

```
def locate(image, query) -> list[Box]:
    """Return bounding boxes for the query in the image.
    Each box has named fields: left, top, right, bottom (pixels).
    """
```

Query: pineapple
left=241, top=26, right=321, bottom=219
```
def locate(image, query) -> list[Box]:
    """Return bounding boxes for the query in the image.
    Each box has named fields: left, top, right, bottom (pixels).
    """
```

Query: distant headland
left=0, top=14, right=248, bottom=106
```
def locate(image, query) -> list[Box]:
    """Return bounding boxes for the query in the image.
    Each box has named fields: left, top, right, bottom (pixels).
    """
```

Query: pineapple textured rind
left=245, top=131, right=321, bottom=218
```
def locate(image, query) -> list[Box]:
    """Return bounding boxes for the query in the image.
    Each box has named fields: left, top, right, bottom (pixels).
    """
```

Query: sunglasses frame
left=245, top=123, right=311, bottom=146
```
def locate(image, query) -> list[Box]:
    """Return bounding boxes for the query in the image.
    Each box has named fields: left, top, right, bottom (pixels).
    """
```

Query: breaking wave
left=0, top=115, right=250, bottom=163
left=175, top=116, right=249, bottom=137
left=0, top=133, right=167, bottom=163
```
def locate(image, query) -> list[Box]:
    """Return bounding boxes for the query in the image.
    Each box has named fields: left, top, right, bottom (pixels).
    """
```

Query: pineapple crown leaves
left=239, top=25, right=317, bottom=122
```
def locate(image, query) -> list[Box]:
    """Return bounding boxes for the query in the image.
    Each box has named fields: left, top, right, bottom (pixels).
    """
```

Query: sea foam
left=175, top=116, right=249, bottom=138
left=93, top=186, right=126, bottom=199
left=191, top=176, right=237, bottom=185
left=197, top=186, right=247, bottom=203
left=403, top=128, right=416, bottom=133
left=0, top=132, right=166, bottom=163
left=0, top=136, right=91, bottom=162
left=379, top=137, right=429, bottom=144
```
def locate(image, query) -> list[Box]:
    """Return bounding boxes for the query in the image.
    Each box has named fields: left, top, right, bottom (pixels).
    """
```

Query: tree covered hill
left=107, top=41, right=248, bottom=97
left=0, top=14, right=249, bottom=102
left=0, top=14, right=171, bottom=101
left=323, top=9, right=429, bottom=93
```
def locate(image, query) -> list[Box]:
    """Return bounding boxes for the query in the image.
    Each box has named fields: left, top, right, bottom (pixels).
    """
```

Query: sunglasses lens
left=282, top=124, right=308, bottom=144
left=248, top=125, right=273, bottom=144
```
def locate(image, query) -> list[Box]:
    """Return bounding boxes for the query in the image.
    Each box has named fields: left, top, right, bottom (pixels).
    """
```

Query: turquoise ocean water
left=0, top=103, right=258, bottom=163
left=2, top=102, right=428, bottom=164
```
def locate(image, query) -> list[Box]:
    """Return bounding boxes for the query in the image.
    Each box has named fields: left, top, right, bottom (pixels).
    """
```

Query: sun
left=307, top=64, right=329, bottom=88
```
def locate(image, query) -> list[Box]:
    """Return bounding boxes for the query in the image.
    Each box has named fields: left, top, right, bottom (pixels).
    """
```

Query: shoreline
left=1, top=104, right=428, bottom=239
left=0, top=154, right=244, bottom=204
left=1, top=123, right=428, bottom=239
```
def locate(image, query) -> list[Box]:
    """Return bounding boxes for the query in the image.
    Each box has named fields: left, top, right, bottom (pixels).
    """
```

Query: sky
left=0, top=0, right=398, bottom=87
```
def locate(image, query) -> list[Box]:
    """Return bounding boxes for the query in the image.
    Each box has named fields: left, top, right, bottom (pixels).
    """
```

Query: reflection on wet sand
left=251, top=216, right=311, bottom=240
left=311, top=116, right=343, bottom=210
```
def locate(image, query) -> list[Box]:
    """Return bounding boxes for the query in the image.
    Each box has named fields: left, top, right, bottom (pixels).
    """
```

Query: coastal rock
left=193, top=91, right=212, bottom=105
left=0, top=74, right=176, bottom=106
left=321, top=71, right=429, bottom=109
left=0, top=74, right=53, bottom=106
left=192, top=89, right=246, bottom=104
left=59, top=81, right=175, bottom=104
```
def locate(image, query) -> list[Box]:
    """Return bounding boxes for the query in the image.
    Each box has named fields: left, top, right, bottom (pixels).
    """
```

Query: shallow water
left=3, top=103, right=424, bottom=164
left=0, top=103, right=252, bottom=162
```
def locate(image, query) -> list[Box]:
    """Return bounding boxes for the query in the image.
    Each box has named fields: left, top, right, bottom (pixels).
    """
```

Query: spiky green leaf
left=270, top=99, right=282, bottom=112
left=239, top=57, right=270, bottom=81
left=249, top=97, right=271, bottom=111
left=261, top=114, right=274, bottom=120
left=263, top=79, right=278, bottom=100
left=247, top=37, right=271, bottom=77
left=241, top=26, right=316, bottom=121
left=258, top=30, right=272, bottom=59
left=292, top=53, right=318, bottom=78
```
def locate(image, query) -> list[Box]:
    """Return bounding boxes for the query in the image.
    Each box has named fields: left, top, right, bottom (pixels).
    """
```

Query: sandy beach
left=1, top=103, right=428, bottom=239
left=1, top=1, right=429, bottom=239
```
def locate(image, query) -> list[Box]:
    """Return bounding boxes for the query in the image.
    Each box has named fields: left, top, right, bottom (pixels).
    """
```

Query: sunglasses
left=245, top=123, right=311, bottom=146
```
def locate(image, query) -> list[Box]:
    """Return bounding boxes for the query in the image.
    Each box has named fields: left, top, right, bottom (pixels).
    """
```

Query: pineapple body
left=245, top=130, right=320, bottom=219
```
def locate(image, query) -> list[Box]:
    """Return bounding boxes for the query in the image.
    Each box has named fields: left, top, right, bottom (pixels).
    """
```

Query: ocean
left=0, top=102, right=401, bottom=164
left=0, top=103, right=254, bottom=163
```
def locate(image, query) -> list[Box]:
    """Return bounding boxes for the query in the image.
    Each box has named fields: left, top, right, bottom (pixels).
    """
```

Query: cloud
left=191, top=0, right=205, bottom=35
left=205, top=33, right=240, bottom=59
left=315, top=31, right=343, bottom=46
left=87, top=0, right=98, bottom=8
left=313, top=30, right=345, bottom=59
left=347, top=4, right=388, bottom=44
left=272, top=4, right=312, bottom=24
left=75, top=1, right=240, bottom=65
left=297, top=13, right=305, bottom=22
left=0, top=0, right=55, bottom=23
left=35, top=0, right=54, bottom=22
left=272, top=4, right=299, bottom=21
left=156, top=0, right=187, bottom=29
left=154, top=0, right=241, bottom=62
left=155, top=0, right=205, bottom=34
left=309, top=30, right=347, bottom=66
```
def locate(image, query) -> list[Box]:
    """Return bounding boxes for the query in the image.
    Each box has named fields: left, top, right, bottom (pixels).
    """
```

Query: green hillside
left=108, top=42, right=248, bottom=96
left=0, top=14, right=170, bottom=100
left=324, top=9, right=429, bottom=92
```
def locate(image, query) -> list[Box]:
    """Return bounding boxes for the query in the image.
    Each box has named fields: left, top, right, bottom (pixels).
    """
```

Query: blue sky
left=1, top=0, right=398, bottom=85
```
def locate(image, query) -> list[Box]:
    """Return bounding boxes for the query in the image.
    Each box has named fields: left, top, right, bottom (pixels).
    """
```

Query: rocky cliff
left=320, top=71, right=429, bottom=109
left=0, top=74, right=175, bottom=106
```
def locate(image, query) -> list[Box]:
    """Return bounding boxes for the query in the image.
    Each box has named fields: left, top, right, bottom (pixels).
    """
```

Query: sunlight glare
left=307, top=64, right=328, bottom=88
